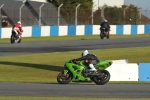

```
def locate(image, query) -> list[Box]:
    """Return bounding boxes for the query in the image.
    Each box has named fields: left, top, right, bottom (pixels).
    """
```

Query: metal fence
left=1, top=5, right=150, bottom=27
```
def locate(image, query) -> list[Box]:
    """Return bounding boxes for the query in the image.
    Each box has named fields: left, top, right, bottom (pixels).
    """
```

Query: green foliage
left=94, top=4, right=141, bottom=25
left=125, top=4, right=140, bottom=24
left=47, top=0, right=141, bottom=25
left=46, top=0, right=93, bottom=25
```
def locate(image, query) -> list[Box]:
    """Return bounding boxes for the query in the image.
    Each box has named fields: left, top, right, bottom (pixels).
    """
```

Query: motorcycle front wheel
left=93, top=70, right=110, bottom=85
left=57, top=71, right=73, bottom=84
left=100, top=33, right=104, bottom=39
left=10, top=35, right=15, bottom=44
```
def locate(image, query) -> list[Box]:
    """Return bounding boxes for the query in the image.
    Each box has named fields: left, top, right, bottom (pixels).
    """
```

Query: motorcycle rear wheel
left=57, top=71, right=72, bottom=84
left=18, top=37, right=22, bottom=43
left=93, top=70, right=110, bottom=85
left=106, top=35, right=109, bottom=39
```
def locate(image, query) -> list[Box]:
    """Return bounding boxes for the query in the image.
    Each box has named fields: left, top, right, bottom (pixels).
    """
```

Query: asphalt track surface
left=1, top=37, right=150, bottom=56
left=0, top=37, right=150, bottom=98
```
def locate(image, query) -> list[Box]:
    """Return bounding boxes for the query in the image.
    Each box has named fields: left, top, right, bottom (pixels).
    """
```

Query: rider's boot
left=89, top=64, right=97, bottom=71
left=106, top=31, right=110, bottom=36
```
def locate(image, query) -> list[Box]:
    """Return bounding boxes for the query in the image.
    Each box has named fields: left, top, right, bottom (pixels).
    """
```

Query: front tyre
left=100, top=33, right=104, bottom=39
left=57, top=71, right=72, bottom=84
left=93, top=70, right=110, bottom=85
left=10, top=35, right=15, bottom=44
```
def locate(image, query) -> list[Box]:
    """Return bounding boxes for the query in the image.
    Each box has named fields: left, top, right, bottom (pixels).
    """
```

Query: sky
left=124, top=0, right=150, bottom=10
left=93, top=0, right=150, bottom=18
left=93, top=0, right=150, bottom=10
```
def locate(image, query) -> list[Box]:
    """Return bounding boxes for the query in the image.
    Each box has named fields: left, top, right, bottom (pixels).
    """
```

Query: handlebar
left=70, top=59, right=77, bottom=64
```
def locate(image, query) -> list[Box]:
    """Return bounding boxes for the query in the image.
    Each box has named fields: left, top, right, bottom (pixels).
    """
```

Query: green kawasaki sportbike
left=57, top=59, right=112, bottom=85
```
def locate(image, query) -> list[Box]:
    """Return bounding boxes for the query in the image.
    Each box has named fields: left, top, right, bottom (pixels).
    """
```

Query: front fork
left=63, top=70, right=68, bottom=75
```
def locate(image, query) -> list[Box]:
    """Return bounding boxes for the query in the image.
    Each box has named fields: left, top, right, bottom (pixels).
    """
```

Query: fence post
left=139, top=7, right=144, bottom=24
left=0, top=4, right=4, bottom=27
left=124, top=6, right=129, bottom=24
left=39, top=3, right=44, bottom=26
left=75, top=4, right=80, bottom=25
left=58, top=4, right=63, bottom=26
left=100, top=5, right=106, bottom=21
left=19, top=4, right=25, bottom=24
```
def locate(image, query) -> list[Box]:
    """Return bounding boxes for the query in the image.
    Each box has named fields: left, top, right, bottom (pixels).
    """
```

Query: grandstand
left=0, top=0, right=67, bottom=27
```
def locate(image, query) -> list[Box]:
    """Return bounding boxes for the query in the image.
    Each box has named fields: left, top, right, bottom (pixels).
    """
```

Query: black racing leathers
left=76, top=54, right=99, bottom=65
left=100, top=22, right=110, bottom=32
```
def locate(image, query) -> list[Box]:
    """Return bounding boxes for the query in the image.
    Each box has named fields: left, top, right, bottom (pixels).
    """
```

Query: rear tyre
left=18, top=36, right=22, bottom=43
left=106, top=32, right=109, bottom=39
left=93, top=70, right=110, bottom=85
left=57, top=71, right=72, bottom=84
left=106, top=35, right=109, bottom=39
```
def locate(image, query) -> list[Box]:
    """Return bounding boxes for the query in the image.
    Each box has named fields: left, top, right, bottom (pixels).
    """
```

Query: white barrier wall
left=107, top=63, right=138, bottom=81
left=22, top=26, right=32, bottom=37
left=59, top=26, right=68, bottom=36
left=76, top=25, right=85, bottom=36
left=93, top=25, right=100, bottom=35
left=41, top=26, right=50, bottom=37
left=124, top=25, right=131, bottom=35
left=137, top=25, right=144, bottom=34
left=110, top=25, right=116, bottom=35
left=1, top=28, right=12, bottom=38
left=111, top=59, right=128, bottom=64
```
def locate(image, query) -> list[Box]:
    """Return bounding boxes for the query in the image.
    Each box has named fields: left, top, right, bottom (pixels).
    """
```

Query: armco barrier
left=0, top=25, right=150, bottom=39
left=138, top=63, right=150, bottom=81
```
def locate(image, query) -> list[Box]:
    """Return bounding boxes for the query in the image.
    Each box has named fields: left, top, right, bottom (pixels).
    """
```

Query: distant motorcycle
left=100, top=28, right=110, bottom=39
left=10, top=31, right=22, bottom=44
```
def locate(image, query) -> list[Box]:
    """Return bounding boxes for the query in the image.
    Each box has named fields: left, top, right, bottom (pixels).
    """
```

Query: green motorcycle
left=57, top=59, right=112, bottom=85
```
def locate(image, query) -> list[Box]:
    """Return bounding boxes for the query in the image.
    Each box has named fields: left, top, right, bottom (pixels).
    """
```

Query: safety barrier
left=108, top=60, right=150, bottom=82
left=138, top=63, right=150, bottom=81
left=0, top=25, right=150, bottom=39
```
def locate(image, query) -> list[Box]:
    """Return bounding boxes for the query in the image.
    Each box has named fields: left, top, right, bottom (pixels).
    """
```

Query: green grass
left=1, top=34, right=150, bottom=43
left=0, top=46, right=150, bottom=83
left=0, top=97, right=149, bottom=100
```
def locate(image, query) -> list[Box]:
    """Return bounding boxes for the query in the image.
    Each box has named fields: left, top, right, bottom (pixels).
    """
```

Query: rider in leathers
left=75, top=50, right=99, bottom=73
left=12, top=21, right=23, bottom=39
left=100, top=19, right=110, bottom=36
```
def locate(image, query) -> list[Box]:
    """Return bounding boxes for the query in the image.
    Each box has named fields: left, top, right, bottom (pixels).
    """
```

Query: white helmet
left=104, top=19, right=107, bottom=22
left=82, top=50, right=89, bottom=57
left=17, top=21, right=21, bottom=24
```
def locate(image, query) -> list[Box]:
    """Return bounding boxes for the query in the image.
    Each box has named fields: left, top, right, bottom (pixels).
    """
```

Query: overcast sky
left=124, top=0, right=150, bottom=10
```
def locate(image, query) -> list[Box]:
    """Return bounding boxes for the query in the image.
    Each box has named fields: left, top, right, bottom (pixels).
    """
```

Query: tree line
left=47, top=0, right=144, bottom=25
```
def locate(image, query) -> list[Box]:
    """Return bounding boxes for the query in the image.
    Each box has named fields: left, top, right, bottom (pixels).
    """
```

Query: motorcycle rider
left=100, top=19, right=110, bottom=36
left=12, top=21, right=23, bottom=39
left=75, top=50, right=99, bottom=73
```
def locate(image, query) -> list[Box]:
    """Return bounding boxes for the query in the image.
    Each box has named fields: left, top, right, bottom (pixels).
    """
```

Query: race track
left=0, top=83, right=150, bottom=98
left=0, top=37, right=150, bottom=98
left=0, top=37, right=150, bottom=56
